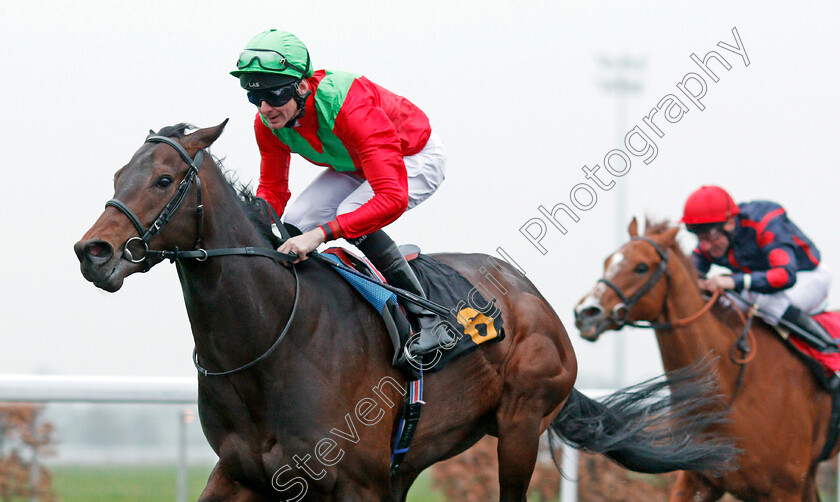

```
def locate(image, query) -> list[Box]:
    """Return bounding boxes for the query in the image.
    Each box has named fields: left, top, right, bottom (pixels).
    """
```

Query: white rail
left=0, top=375, right=198, bottom=502
left=0, top=375, right=196, bottom=403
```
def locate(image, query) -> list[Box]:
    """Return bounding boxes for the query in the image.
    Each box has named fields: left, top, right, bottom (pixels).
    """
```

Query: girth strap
left=390, top=376, right=425, bottom=476
left=819, top=390, right=840, bottom=461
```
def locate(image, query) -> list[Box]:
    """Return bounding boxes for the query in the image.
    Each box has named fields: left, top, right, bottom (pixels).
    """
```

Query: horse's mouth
left=83, top=259, right=127, bottom=292
left=575, top=318, right=610, bottom=342
left=94, top=272, right=125, bottom=292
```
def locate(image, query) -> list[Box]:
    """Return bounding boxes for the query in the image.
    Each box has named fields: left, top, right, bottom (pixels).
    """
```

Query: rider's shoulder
left=313, top=70, right=364, bottom=96
left=311, top=70, right=368, bottom=114
left=738, top=200, right=785, bottom=220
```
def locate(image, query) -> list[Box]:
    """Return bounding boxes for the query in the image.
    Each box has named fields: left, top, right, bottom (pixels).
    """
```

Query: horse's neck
left=175, top=168, right=296, bottom=383
left=654, top=253, right=734, bottom=374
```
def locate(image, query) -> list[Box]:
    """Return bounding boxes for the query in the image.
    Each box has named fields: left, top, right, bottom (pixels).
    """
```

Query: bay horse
left=75, top=123, right=734, bottom=501
left=574, top=218, right=838, bottom=502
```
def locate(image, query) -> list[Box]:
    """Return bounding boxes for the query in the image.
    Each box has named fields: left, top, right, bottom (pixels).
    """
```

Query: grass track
left=50, top=464, right=444, bottom=501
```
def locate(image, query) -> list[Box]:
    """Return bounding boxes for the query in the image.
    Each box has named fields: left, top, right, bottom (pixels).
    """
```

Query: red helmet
left=682, top=185, right=739, bottom=225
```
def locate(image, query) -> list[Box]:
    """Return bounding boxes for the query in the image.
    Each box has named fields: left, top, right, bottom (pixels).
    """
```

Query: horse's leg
left=389, top=469, right=420, bottom=502
left=198, top=462, right=271, bottom=502
left=668, top=471, right=724, bottom=502
left=495, top=306, right=573, bottom=502
left=800, top=469, right=822, bottom=502
left=495, top=414, right=542, bottom=502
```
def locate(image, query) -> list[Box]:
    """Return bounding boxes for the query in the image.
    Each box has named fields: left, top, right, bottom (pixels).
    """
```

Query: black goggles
left=236, top=49, right=307, bottom=76
left=685, top=222, right=725, bottom=236
left=247, top=83, right=298, bottom=107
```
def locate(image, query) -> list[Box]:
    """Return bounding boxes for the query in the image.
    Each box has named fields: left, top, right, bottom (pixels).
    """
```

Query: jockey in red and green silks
left=232, top=29, right=450, bottom=371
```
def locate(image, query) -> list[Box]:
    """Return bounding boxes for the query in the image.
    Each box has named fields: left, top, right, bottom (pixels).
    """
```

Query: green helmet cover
left=231, top=30, right=312, bottom=82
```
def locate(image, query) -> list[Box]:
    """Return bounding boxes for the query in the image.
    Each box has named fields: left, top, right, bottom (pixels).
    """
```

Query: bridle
left=598, top=236, right=720, bottom=330
left=598, top=236, right=672, bottom=329
left=104, top=135, right=299, bottom=377
left=597, top=236, right=755, bottom=399
left=106, top=136, right=209, bottom=271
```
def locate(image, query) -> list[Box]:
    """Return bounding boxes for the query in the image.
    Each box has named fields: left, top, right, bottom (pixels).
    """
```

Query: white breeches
left=284, top=132, right=446, bottom=233
left=743, top=266, right=832, bottom=323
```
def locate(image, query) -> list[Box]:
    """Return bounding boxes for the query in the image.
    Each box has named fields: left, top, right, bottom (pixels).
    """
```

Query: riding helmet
left=231, top=30, right=312, bottom=90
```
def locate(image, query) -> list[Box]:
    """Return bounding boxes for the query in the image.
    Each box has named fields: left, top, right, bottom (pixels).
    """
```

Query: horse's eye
left=634, top=263, right=650, bottom=274
left=156, top=175, right=174, bottom=188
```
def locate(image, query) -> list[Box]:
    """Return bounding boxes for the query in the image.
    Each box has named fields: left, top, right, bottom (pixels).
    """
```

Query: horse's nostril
left=578, top=306, right=604, bottom=320
left=75, top=240, right=114, bottom=264
left=87, top=243, right=106, bottom=256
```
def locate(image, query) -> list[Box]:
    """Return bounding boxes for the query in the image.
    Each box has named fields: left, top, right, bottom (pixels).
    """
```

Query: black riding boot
left=782, top=306, right=840, bottom=353
left=354, top=231, right=450, bottom=369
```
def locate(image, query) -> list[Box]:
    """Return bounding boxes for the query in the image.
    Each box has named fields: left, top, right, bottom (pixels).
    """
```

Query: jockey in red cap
left=682, top=186, right=834, bottom=349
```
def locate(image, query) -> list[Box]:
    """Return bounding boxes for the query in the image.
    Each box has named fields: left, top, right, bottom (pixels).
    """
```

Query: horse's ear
left=628, top=217, right=639, bottom=237
left=660, top=226, right=680, bottom=246
left=184, top=119, right=229, bottom=151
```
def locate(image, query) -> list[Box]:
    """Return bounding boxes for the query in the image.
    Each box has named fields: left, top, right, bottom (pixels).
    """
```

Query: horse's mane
left=152, top=123, right=281, bottom=248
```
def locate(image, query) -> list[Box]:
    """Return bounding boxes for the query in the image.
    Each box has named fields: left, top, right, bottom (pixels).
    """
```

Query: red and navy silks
left=692, top=201, right=820, bottom=294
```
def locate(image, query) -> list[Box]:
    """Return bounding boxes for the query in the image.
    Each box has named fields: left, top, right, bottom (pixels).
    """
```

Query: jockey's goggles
left=688, top=224, right=726, bottom=241
left=236, top=49, right=307, bottom=76
left=247, top=83, right=298, bottom=108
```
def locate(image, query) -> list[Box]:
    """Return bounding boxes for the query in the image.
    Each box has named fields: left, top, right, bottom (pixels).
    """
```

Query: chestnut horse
left=75, top=124, right=734, bottom=501
left=574, top=218, right=838, bottom=502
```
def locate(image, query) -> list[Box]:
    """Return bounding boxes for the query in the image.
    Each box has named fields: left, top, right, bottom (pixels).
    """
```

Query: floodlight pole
left=597, top=55, right=645, bottom=389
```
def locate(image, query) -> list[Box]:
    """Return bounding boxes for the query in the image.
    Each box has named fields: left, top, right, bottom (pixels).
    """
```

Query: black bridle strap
left=105, top=135, right=206, bottom=269
left=194, top=176, right=204, bottom=250
left=105, top=199, right=145, bottom=236
left=598, top=236, right=670, bottom=327
left=137, top=136, right=204, bottom=242
left=150, top=246, right=297, bottom=263
left=147, top=135, right=202, bottom=167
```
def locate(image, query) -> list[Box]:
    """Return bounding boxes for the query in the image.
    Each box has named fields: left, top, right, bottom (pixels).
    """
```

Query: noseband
left=106, top=136, right=205, bottom=271
left=598, top=236, right=671, bottom=329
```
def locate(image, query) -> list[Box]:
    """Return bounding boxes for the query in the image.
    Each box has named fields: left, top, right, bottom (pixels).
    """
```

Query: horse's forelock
left=144, top=122, right=278, bottom=247
left=643, top=218, right=675, bottom=236
left=643, top=218, right=700, bottom=287
left=151, top=123, right=195, bottom=139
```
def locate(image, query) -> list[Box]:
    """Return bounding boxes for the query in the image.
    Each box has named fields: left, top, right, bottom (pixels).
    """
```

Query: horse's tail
left=548, top=359, right=738, bottom=474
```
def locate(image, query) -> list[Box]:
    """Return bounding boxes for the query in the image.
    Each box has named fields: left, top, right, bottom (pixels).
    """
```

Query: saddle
left=773, top=312, right=840, bottom=390
left=320, top=246, right=505, bottom=376
left=771, top=311, right=840, bottom=461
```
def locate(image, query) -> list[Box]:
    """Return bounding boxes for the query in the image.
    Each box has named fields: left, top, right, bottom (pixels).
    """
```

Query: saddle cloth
left=320, top=247, right=505, bottom=373
left=785, top=312, right=840, bottom=377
